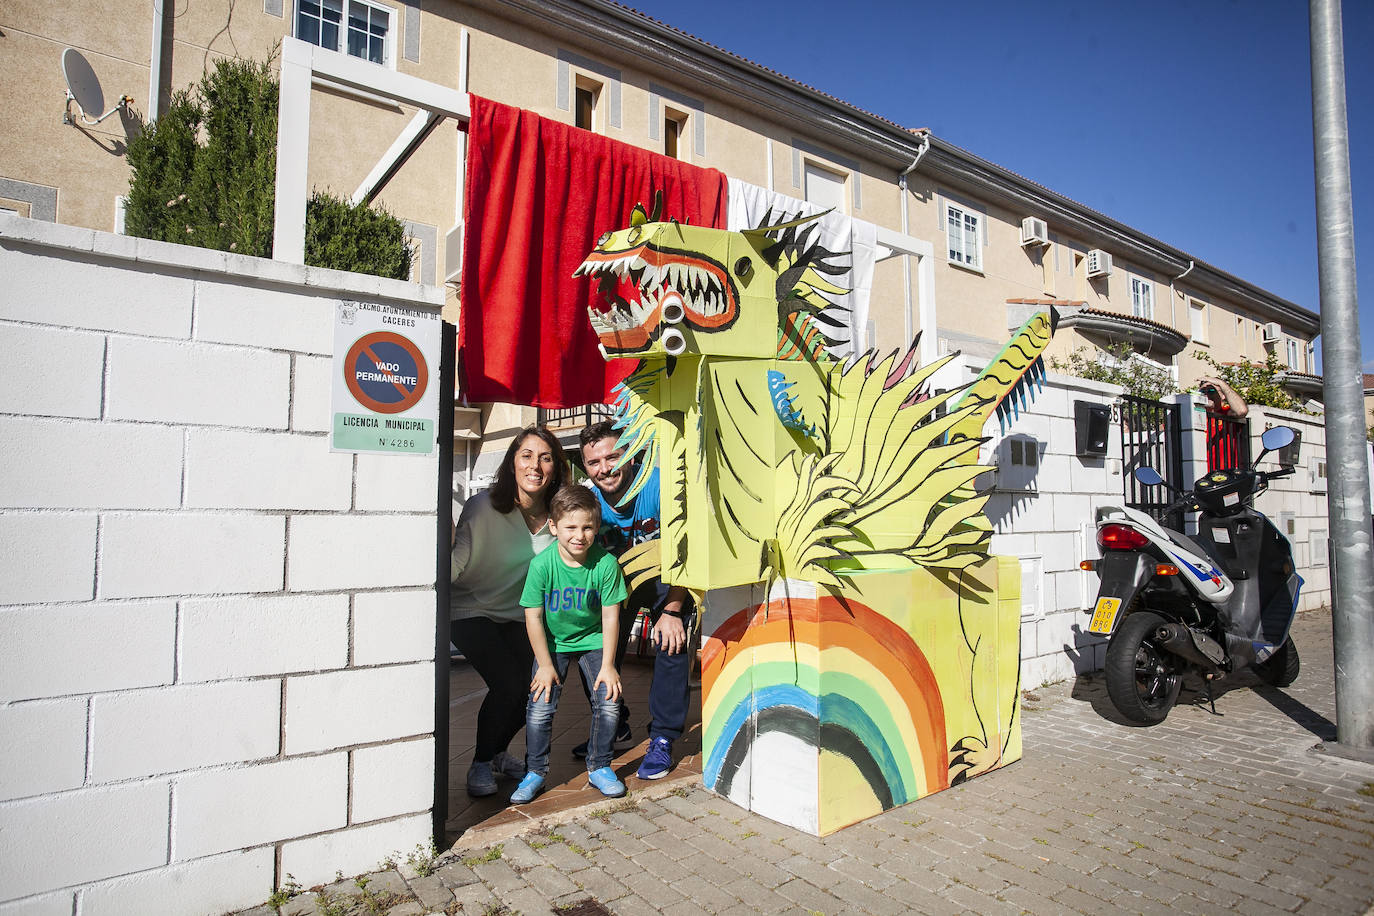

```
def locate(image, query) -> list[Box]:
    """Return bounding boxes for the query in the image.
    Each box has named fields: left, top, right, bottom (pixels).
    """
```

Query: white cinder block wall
left=0, top=215, right=443, bottom=915
left=978, top=372, right=1128, bottom=689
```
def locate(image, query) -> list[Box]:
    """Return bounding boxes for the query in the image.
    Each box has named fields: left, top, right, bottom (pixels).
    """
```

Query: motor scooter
left=1084, top=425, right=1302, bottom=724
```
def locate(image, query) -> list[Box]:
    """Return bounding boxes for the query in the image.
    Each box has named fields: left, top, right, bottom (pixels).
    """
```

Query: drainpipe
left=898, top=130, right=930, bottom=344
left=1169, top=259, right=1195, bottom=330
left=147, top=0, right=167, bottom=121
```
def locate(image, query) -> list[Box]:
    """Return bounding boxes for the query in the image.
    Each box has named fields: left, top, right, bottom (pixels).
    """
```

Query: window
left=1129, top=275, right=1154, bottom=320
left=804, top=162, right=847, bottom=214
left=664, top=113, right=682, bottom=158
left=1189, top=300, right=1208, bottom=344
left=944, top=201, right=982, bottom=270
left=574, top=78, right=600, bottom=131
left=1286, top=338, right=1300, bottom=369
left=663, top=107, right=690, bottom=160
left=296, top=0, right=393, bottom=66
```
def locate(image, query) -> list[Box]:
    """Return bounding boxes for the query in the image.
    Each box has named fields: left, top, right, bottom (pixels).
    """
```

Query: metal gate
left=1205, top=412, right=1251, bottom=471
left=1118, top=395, right=1184, bottom=529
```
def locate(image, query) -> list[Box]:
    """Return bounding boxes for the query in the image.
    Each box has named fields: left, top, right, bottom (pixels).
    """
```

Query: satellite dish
left=61, top=48, right=131, bottom=125
left=62, top=48, right=105, bottom=117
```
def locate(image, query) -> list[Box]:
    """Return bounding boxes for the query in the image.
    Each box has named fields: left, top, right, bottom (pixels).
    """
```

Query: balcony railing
left=537, top=403, right=614, bottom=430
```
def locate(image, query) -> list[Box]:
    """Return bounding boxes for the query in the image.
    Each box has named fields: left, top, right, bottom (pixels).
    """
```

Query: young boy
left=510, top=486, right=629, bottom=803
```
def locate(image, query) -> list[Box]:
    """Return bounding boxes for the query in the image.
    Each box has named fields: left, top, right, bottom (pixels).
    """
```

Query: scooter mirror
left=1261, top=426, right=1295, bottom=452
left=1134, top=466, right=1165, bottom=487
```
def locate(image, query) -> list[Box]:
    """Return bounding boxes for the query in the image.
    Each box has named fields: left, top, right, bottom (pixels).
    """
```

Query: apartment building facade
left=4, top=0, right=1320, bottom=416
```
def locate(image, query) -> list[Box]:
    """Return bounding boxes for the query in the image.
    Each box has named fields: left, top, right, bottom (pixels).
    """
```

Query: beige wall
left=1, top=15, right=150, bottom=233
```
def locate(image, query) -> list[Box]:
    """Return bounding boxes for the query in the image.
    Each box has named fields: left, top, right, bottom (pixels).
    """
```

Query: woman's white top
left=450, top=491, right=555, bottom=624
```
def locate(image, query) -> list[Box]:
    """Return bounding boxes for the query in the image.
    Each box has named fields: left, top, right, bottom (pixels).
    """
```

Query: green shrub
left=1050, top=342, right=1180, bottom=402
left=306, top=191, right=414, bottom=280
left=125, top=50, right=412, bottom=280
left=126, top=56, right=278, bottom=257
left=1193, top=349, right=1308, bottom=413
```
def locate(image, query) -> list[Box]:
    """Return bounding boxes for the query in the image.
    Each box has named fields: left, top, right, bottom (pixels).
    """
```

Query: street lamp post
left=1309, top=0, right=1373, bottom=750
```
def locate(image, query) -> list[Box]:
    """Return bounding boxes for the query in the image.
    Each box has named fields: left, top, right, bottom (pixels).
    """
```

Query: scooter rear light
left=1154, top=564, right=1180, bottom=576
left=1098, top=524, right=1150, bottom=550
left=1079, top=560, right=1096, bottom=571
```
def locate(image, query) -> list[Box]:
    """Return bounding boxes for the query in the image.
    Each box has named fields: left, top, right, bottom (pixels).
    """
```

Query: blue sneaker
left=636, top=736, right=673, bottom=780
left=509, top=772, right=545, bottom=804
left=587, top=766, right=626, bottom=798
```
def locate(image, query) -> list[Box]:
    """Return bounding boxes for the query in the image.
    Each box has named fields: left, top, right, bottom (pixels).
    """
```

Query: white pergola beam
left=351, top=110, right=441, bottom=205
left=273, top=37, right=470, bottom=264
left=273, top=39, right=313, bottom=264
left=874, top=227, right=939, bottom=366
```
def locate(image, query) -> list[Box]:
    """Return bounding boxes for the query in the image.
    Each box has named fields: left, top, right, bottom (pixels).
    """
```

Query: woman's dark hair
left=489, top=426, right=568, bottom=514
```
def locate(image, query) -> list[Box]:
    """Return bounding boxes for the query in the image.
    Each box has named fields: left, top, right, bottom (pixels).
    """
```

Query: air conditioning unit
left=1086, top=249, right=1112, bottom=278
left=1262, top=321, right=1282, bottom=343
left=1020, top=217, right=1049, bottom=247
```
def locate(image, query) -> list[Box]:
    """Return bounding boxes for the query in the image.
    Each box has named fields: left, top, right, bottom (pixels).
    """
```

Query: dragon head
left=575, top=201, right=848, bottom=361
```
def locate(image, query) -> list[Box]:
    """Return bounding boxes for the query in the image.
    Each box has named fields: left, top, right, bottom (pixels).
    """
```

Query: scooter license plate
left=1088, top=597, right=1122, bottom=635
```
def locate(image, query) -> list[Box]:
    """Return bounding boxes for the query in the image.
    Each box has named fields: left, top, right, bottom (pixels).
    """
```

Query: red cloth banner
left=459, top=95, right=729, bottom=407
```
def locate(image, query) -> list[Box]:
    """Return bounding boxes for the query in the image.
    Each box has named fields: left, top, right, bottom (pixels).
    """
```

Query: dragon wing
left=948, top=310, right=1057, bottom=441
left=774, top=348, right=995, bottom=582
left=608, top=364, right=663, bottom=503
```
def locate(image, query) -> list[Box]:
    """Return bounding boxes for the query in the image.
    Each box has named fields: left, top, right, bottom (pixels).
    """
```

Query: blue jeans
left=526, top=649, right=619, bottom=776
left=576, top=580, right=696, bottom=742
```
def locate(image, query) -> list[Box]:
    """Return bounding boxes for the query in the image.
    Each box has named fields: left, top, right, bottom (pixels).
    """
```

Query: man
left=577, top=420, right=694, bottom=780
left=1198, top=375, right=1249, bottom=471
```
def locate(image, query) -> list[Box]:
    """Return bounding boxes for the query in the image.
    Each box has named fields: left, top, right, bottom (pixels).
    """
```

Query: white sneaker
left=491, top=751, right=526, bottom=781
left=466, top=760, right=497, bottom=797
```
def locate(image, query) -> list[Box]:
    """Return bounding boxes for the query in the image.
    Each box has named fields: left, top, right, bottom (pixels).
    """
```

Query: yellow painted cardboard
left=577, top=209, right=1054, bottom=833
left=700, top=561, right=1023, bottom=836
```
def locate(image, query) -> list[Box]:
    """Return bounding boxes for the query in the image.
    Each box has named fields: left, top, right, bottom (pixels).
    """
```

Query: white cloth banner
left=726, top=180, right=877, bottom=361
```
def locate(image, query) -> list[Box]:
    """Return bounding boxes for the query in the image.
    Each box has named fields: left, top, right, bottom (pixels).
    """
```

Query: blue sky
left=624, top=0, right=1372, bottom=371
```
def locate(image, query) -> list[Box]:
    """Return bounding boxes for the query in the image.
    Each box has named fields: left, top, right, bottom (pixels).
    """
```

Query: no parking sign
left=331, top=300, right=441, bottom=455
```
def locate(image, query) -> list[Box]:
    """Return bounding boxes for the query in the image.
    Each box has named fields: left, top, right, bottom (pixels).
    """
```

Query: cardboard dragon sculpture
left=575, top=197, right=1055, bottom=835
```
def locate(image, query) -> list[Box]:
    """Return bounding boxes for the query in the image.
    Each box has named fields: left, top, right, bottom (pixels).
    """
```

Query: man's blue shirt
left=593, top=466, right=660, bottom=558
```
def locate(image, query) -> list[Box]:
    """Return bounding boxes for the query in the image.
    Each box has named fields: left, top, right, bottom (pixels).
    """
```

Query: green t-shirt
left=519, top=543, right=628, bottom=653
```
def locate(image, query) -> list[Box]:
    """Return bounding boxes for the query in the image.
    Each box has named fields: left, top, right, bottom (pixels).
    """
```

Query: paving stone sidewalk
left=235, top=608, right=1374, bottom=915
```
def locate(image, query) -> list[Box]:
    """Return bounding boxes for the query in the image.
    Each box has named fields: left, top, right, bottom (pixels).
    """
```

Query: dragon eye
left=596, top=232, right=612, bottom=248
left=734, top=257, right=753, bottom=280
left=627, top=226, right=642, bottom=243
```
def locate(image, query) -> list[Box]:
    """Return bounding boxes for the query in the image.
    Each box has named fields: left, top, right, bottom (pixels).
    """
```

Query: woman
left=451, top=426, right=568, bottom=797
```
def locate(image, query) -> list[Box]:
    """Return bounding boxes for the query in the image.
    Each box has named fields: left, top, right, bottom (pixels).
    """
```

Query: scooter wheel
left=1105, top=611, right=1182, bottom=725
left=1256, top=638, right=1300, bottom=688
